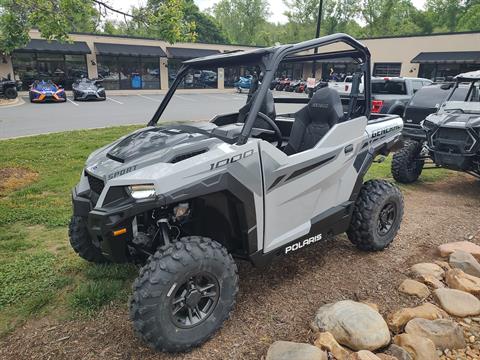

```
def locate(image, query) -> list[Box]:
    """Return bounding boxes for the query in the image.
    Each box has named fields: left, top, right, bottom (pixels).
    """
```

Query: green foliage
left=184, top=0, right=229, bottom=44
left=211, top=0, right=270, bottom=45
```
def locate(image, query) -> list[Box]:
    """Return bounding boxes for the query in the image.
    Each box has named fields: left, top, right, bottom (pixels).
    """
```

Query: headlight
left=127, top=184, right=156, bottom=199
left=422, top=120, right=435, bottom=130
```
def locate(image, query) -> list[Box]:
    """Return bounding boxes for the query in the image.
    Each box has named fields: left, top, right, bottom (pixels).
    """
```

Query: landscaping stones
left=419, top=275, right=445, bottom=289
left=393, top=333, right=438, bottom=360
left=388, top=303, right=449, bottom=333
left=385, top=344, right=413, bottom=360
left=434, top=288, right=480, bottom=317
left=265, top=341, right=328, bottom=360
left=438, top=241, right=480, bottom=259
left=399, top=279, right=430, bottom=298
left=314, top=300, right=391, bottom=351
left=450, top=250, right=480, bottom=277
left=445, top=269, right=480, bottom=296
left=404, top=318, right=466, bottom=350
left=348, top=350, right=382, bottom=360
left=376, top=354, right=399, bottom=360
left=411, top=263, right=444, bottom=281
left=313, top=331, right=350, bottom=360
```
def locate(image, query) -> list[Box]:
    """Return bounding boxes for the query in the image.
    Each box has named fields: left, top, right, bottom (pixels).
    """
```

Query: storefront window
left=321, top=62, right=360, bottom=81
left=419, top=63, right=480, bottom=82
left=224, top=66, right=256, bottom=88
left=97, top=55, right=161, bottom=90
left=373, top=63, right=402, bottom=77
left=12, top=52, right=87, bottom=90
left=168, top=59, right=218, bottom=89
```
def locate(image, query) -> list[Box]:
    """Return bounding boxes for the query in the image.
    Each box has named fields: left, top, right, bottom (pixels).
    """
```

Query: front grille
left=86, top=172, right=105, bottom=194
left=431, top=128, right=475, bottom=154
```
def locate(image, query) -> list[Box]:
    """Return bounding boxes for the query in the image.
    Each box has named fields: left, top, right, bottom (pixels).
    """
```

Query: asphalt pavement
left=0, top=92, right=306, bottom=139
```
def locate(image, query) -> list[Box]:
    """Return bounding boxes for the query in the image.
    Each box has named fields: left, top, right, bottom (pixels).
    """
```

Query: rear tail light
left=372, top=100, right=384, bottom=113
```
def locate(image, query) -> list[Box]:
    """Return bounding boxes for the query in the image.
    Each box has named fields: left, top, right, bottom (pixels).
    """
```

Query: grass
left=0, top=125, right=450, bottom=336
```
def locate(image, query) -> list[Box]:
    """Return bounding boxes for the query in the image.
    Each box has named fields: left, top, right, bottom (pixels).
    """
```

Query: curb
left=0, top=97, right=24, bottom=108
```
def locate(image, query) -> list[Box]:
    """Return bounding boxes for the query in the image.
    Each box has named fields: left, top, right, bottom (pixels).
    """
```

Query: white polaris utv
left=69, top=33, right=404, bottom=352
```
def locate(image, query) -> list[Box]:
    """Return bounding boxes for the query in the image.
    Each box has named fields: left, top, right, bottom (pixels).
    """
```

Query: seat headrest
left=307, top=87, right=344, bottom=126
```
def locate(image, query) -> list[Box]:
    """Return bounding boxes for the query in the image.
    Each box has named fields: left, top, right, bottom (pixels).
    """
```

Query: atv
left=0, top=76, right=20, bottom=99
left=69, top=33, right=405, bottom=353
left=392, top=70, right=480, bottom=183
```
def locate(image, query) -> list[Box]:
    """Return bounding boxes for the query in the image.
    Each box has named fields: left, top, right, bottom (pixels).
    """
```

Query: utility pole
left=311, top=0, right=324, bottom=78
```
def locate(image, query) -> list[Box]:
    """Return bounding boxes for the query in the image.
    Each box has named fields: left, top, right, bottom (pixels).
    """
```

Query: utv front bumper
left=402, top=124, right=427, bottom=141
left=72, top=185, right=165, bottom=262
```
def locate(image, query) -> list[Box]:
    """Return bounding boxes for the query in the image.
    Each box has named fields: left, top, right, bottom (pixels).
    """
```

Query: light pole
left=311, top=0, right=324, bottom=78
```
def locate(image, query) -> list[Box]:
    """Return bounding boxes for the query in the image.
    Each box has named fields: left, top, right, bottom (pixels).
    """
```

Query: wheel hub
left=377, top=202, right=396, bottom=236
left=170, top=273, right=219, bottom=329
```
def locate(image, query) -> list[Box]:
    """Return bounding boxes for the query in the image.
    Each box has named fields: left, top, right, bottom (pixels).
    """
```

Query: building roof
left=94, top=42, right=167, bottom=57
left=412, top=51, right=480, bottom=64
left=15, top=39, right=91, bottom=54
left=166, top=47, right=221, bottom=60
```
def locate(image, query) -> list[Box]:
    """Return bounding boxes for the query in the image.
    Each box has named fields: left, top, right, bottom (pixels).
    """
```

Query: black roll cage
left=148, top=33, right=372, bottom=146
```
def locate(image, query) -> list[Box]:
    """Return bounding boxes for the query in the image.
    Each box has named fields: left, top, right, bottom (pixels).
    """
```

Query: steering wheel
left=248, top=111, right=284, bottom=149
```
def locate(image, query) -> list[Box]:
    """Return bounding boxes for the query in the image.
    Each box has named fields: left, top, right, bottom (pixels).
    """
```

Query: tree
left=183, top=0, right=229, bottom=44
left=211, top=0, right=270, bottom=45
left=457, top=3, right=480, bottom=30
left=0, top=0, right=197, bottom=55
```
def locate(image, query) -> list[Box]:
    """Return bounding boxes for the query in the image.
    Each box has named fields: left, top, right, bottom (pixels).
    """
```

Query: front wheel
left=68, top=216, right=107, bottom=263
left=130, top=236, right=238, bottom=352
left=4, top=87, right=17, bottom=99
left=347, top=180, right=404, bottom=251
left=391, top=140, right=424, bottom=183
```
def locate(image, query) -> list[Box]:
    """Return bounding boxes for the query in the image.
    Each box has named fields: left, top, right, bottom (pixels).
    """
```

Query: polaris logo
left=107, top=165, right=138, bottom=180
left=284, top=234, right=322, bottom=254
left=371, top=125, right=401, bottom=138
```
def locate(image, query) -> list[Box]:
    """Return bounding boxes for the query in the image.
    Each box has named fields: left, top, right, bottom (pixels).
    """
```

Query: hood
left=85, top=125, right=220, bottom=180
left=425, top=111, right=480, bottom=129
left=33, top=81, right=59, bottom=92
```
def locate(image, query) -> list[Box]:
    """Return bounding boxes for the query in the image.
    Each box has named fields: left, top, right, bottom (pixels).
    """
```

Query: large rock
left=450, top=250, right=480, bottom=277
left=438, top=241, right=480, bottom=259
left=434, top=288, right=480, bottom=317
left=410, top=263, right=444, bottom=281
left=385, top=344, right=413, bottom=360
left=387, top=303, right=449, bottom=333
left=266, top=341, right=327, bottom=360
left=314, top=300, right=391, bottom=351
left=404, top=318, right=466, bottom=350
left=376, top=354, right=399, bottom=360
left=314, top=331, right=350, bottom=360
left=419, top=275, right=445, bottom=289
left=445, top=268, right=480, bottom=295
left=393, top=334, right=438, bottom=360
left=348, top=350, right=382, bottom=360
left=399, top=279, right=430, bottom=298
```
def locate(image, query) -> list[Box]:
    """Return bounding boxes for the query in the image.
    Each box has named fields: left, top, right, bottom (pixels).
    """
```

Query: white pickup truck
left=328, top=75, right=364, bottom=95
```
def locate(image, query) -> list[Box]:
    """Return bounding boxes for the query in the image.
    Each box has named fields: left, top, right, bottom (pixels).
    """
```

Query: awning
left=95, top=43, right=167, bottom=57
left=412, top=51, right=480, bottom=64
left=167, top=47, right=221, bottom=60
left=15, top=39, right=91, bottom=54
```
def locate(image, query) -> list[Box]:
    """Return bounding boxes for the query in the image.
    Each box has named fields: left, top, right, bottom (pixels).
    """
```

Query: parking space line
left=137, top=94, right=162, bottom=102
left=107, top=96, right=123, bottom=104
left=174, top=95, right=196, bottom=102
left=67, top=99, right=79, bottom=106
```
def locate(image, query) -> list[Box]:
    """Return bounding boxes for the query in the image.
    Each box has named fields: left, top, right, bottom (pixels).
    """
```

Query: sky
left=111, top=0, right=427, bottom=24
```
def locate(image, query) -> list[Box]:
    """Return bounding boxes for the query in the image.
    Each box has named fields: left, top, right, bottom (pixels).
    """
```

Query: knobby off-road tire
left=347, top=180, right=404, bottom=251
left=68, top=215, right=107, bottom=263
left=130, top=236, right=238, bottom=353
left=391, top=140, right=424, bottom=184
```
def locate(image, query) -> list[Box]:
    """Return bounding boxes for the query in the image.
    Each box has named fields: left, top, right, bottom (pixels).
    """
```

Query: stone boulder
left=385, top=344, right=413, bottom=360
left=266, top=341, right=327, bottom=360
left=410, top=263, right=444, bottom=281
left=387, top=303, right=449, bottom=333
left=348, top=350, right=382, bottom=360
left=376, top=354, right=399, bottom=360
left=450, top=250, right=480, bottom=277
left=399, top=279, right=430, bottom=298
left=438, top=241, right=480, bottom=259
left=314, top=300, right=390, bottom=351
left=445, top=268, right=480, bottom=296
left=434, top=288, right=480, bottom=317
left=314, top=331, right=350, bottom=360
left=419, top=275, right=445, bottom=289
left=393, top=334, right=438, bottom=360
left=404, top=318, right=466, bottom=350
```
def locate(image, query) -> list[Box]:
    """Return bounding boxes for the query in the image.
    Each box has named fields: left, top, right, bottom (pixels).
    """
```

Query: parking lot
left=0, top=91, right=306, bottom=139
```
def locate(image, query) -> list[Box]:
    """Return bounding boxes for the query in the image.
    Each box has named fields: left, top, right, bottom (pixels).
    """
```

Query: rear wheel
left=130, top=236, right=238, bottom=352
left=391, top=140, right=424, bottom=183
left=4, top=87, right=17, bottom=99
left=347, top=180, right=404, bottom=251
left=68, top=216, right=107, bottom=263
